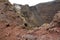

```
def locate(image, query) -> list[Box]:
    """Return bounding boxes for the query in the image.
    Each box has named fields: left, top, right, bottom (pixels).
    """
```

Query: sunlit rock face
left=13, top=4, right=22, bottom=14
left=13, top=4, right=21, bottom=10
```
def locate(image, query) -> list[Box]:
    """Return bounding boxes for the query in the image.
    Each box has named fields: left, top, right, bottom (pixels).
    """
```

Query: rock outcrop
left=0, top=0, right=60, bottom=40
left=13, top=0, right=60, bottom=27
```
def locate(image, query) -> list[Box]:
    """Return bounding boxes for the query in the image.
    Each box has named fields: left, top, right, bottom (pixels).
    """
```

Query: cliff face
left=34, top=1, right=60, bottom=25
left=14, top=1, right=60, bottom=27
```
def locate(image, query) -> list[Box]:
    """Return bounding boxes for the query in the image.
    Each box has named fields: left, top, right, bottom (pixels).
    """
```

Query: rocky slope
left=13, top=0, right=60, bottom=27
left=0, top=0, right=60, bottom=40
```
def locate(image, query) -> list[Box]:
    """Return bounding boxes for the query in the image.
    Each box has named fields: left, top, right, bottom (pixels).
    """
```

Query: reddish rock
left=0, top=0, right=60, bottom=40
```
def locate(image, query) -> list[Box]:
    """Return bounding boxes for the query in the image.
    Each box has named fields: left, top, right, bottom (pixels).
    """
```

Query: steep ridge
left=13, top=0, right=60, bottom=27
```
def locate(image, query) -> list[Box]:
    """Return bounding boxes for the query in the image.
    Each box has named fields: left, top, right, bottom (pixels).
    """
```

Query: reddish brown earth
left=0, top=0, right=60, bottom=40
